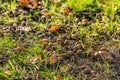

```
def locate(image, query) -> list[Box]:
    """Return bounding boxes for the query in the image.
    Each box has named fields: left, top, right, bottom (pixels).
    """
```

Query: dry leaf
left=4, top=71, right=12, bottom=76
left=64, top=6, right=71, bottom=15
left=42, top=41, right=48, bottom=45
left=42, top=39, right=49, bottom=45
left=57, top=77, right=63, bottom=80
left=13, top=41, right=23, bottom=53
left=44, top=12, right=51, bottom=17
left=48, top=26, right=58, bottom=32
left=18, top=0, right=29, bottom=7
left=49, top=54, right=57, bottom=64
left=28, top=56, right=41, bottom=64
left=33, top=1, right=38, bottom=8
left=117, top=27, right=120, bottom=34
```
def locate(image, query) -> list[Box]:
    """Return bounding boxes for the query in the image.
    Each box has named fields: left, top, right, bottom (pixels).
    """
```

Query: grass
left=0, top=0, right=120, bottom=80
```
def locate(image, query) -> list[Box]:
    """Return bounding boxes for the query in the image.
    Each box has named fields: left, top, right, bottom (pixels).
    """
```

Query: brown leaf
left=4, top=71, right=12, bottom=76
left=49, top=54, right=58, bottom=64
left=28, top=56, right=41, bottom=64
left=57, top=76, right=63, bottom=80
left=48, top=26, right=58, bottom=32
left=64, top=6, right=71, bottom=15
left=18, top=0, right=29, bottom=7
left=33, top=1, right=38, bottom=8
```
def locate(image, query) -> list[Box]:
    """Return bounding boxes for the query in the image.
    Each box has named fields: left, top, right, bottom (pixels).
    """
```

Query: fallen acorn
left=76, top=50, right=82, bottom=55
left=71, top=33, right=78, bottom=39
left=75, top=43, right=82, bottom=49
left=67, top=51, right=74, bottom=56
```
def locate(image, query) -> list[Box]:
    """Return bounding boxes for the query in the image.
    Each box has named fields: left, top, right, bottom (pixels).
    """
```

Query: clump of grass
left=67, top=0, right=95, bottom=12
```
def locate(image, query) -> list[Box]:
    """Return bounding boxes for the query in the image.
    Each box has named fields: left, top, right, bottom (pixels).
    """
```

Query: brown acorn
left=67, top=51, right=74, bottom=56
left=76, top=50, right=82, bottom=55
left=75, top=43, right=82, bottom=49
left=71, top=33, right=78, bottom=39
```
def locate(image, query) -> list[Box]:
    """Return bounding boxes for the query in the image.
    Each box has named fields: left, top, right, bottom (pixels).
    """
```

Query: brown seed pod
left=67, top=51, right=74, bottom=56
left=71, top=33, right=78, bottom=39
left=76, top=50, right=82, bottom=55
left=75, top=44, right=82, bottom=49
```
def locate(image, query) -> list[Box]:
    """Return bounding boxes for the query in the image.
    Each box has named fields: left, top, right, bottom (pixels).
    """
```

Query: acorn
left=75, top=43, right=82, bottom=49
left=76, top=50, right=82, bottom=55
left=67, top=51, right=74, bottom=56
left=71, top=33, right=78, bottom=39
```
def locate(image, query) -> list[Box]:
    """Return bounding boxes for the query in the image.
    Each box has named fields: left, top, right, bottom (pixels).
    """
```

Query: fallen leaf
left=117, top=27, right=120, bottom=34
left=4, top=71, right=12, bottom=76
left=44, top=12, right=51, bottom=17
left=33, top=1, right=38, bottom=8
left=64, top=6, right=71, bottom=15
left=48, top=26, right=58, bottom=32
left=42, top=39, right=49, bottom=45
left=28, top=56, right=41, bottom=64
left=57, top=76, right=63, bottom=80
left=49, top=54, right=57, bottom=64
left=18, top=0, right=29, bottom=7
